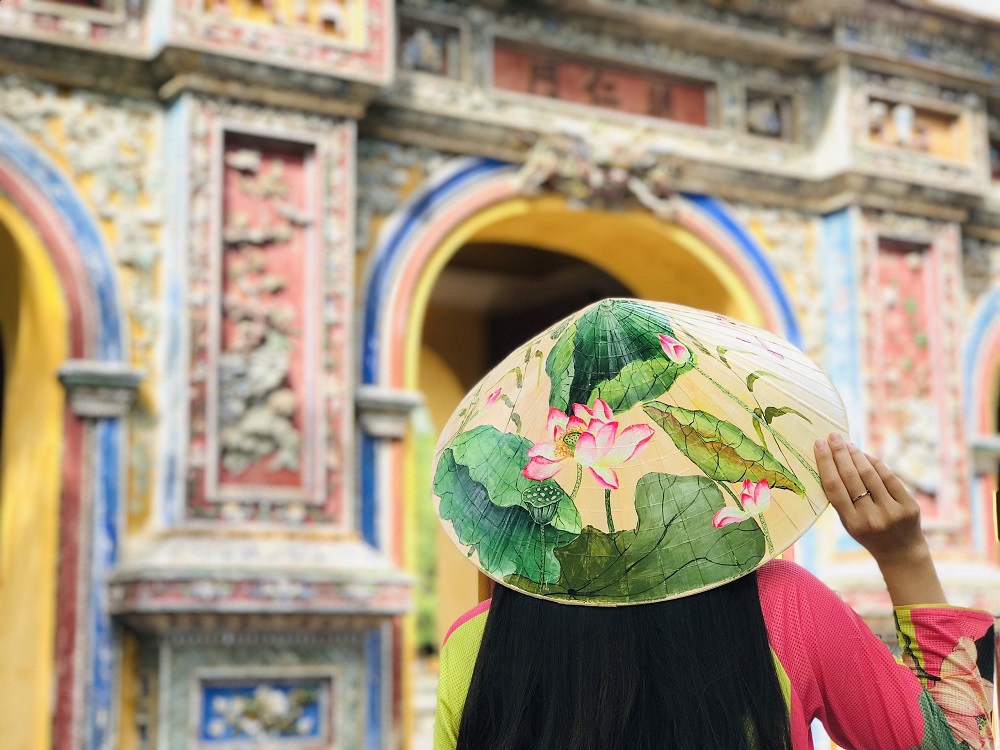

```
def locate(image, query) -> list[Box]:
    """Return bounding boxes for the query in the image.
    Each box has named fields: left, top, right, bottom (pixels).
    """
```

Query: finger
left=865, top=452, right=915, bottom=508
left=828, top=433, right=870, bottom=505
left=845, top=442, right=890, bottom=505
left=814, top=438, right=855, bottom=517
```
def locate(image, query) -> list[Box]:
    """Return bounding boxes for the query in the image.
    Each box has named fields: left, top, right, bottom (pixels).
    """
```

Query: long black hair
left=456, top=572, right=792, bottom=750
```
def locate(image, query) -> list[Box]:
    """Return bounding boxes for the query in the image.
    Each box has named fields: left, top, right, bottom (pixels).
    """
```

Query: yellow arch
left=403, top=196, right=765, bottom=388
left=0, top=196, right=68, bottom=750
left=400, top=196, right=774, bottom=747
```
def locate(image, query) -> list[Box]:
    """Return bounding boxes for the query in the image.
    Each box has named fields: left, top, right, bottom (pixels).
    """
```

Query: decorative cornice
left=58, top=360, right=144, bottom=419
left=109, top=534, right=412, bottom=627
left=355, top=385, right=425, bottom=439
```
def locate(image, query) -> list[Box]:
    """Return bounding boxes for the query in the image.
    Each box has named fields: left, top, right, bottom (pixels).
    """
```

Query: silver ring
left=852, top=490, right=871, bottom=503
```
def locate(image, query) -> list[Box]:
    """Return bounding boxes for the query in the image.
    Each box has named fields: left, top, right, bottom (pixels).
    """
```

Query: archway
left=0, top=120, right=127, bottom=750
left=0, top=199, right=69, bottom=750
left=965, top=288, right=1000, bottom=557
left=360, top=159, right=804, bottom=746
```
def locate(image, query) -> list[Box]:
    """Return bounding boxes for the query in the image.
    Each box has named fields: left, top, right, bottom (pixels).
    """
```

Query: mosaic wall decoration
left=729, top=205, right=824, bottom=359
left=398, top=14, right=462, bottom=78
left=183, top=97, right=353, bottom=526
left=850, top=69, right=986, bottom=191
left=171, top=0, right=391, bottom=84
left=199, top=679, right=330, bottom=745
left=0, top=0, right=142, bottom=48
left=860, top=214, right=969, bottom=535
left=0, top=75, right=165, bottom=531
left=157, top=631, right=377, bottom=750
left=200, top=0, right=355, bottom=38
left=492, top=43, right=713, bottom=126
left=866, top=97, right=963, bottom=160
left=745, top=90, right=794, bottom=140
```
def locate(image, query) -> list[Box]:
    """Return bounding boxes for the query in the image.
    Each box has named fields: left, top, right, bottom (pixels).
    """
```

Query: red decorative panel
left=492, top=44, right=712, bottom=126
left=861, top=220, right=968, bottom=533
left=185, top=102, right=353, bottom=527
left=213, top=136, right=315, bottom=492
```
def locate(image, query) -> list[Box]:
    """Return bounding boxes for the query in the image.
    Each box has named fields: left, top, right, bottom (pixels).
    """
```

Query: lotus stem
left=540, top=524, right=546, bottom=586
left=605, top=489, right=615, bottom=533
left=571, top=464, right=583, bottom=500
left=759, top=515, right=774, bottom=554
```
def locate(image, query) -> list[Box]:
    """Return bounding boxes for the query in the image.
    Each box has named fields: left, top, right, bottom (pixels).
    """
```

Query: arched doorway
left=0, top=120, right=128, bottom=750
left=359, top=157, right=803, bottom=747
left=0, top=198, right=69, bottom=750
left=404, top=199, right=778, bottom=746
left=966, top=288, right=1000, bottom=556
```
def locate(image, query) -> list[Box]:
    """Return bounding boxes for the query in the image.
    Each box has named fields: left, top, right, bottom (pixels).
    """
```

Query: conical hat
left=431, top=299, right=848, bottom=605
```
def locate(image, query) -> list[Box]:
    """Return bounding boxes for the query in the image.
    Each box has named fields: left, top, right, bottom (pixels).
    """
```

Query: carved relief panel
left=859, top=214, right=969, bottom=541
left=851, top=69, right=988, bottom=191
left=169, top=0, right=392, bottom=84
left=491, top=42, right=715, bottom=126
left=184, top=98, right=353, bottom=527
left=0, top=0, right=143, bottom=57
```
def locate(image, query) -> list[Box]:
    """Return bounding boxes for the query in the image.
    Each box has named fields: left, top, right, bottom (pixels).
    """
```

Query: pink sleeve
left=759, top=560, right=995, bottom=750
left=758, top=560, right=927, bottom=750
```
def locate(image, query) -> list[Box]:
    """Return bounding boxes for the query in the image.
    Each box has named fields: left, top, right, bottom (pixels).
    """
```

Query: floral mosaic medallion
left=431, top=299, right=849, bottom=605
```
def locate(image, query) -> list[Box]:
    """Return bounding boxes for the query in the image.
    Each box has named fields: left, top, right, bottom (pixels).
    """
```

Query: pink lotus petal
left=712, top=507, right=749, bottom=528
left=573, top=403, right=595, bottom=422
left=527, top=442, right=559, bottom=460
left=588, top=464, right=619, bottom=490
left=546, top=408, right=569, bottom=440
left=523, top=456, right=565, bottom=481
left=658, top=333, right=690, bottom=363
left=574, top=431, right=599, bottom=466
left=600, top=423, right=655, bottom=465
left=566, top=415, right=589, bottom=433
left=593, top=421, right=619, bottom=456
left=749, top=485, right=771, bottom=514
left=592, top=399, right=614, bottom=422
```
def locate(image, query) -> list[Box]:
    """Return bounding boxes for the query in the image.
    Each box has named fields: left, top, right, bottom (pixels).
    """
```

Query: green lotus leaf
left=433, top=449, right=578, bottom=584
left=511, top=473, right=765, bottom=603
left=643, top=402, right=806, bottom=495
left=449, top=425, right=582, bottom=535
left=546, top=299, right=693, bottom=414
left=545, top=319, right=577, bottom=414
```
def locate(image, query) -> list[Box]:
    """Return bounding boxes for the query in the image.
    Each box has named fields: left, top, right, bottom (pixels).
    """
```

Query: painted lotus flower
left=928, top=636, right=995, bottom=750
left=523, top=398, right=654, bottom=490
left=712, top=479, right=771, bottom=528
left=658, top=333, right=690, bottom=363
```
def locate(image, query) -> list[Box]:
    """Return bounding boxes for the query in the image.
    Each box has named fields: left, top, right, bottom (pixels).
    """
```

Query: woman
left=430, top=300, right=995, bottom=750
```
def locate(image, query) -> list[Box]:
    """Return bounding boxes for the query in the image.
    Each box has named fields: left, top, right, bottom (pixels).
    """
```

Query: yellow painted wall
left=469, top=197, right=758, bottom=326
left=419, top=345, right=483, bottom=645
left=0, top=198, right=67, bottom=750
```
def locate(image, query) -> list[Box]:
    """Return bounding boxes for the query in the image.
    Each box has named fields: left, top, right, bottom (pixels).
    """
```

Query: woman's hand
left=814, top=433, right=946, bottom=606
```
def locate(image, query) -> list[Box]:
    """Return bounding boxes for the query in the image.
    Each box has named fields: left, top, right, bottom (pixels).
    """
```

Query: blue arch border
left=964, top=287, right=1000, bottom=430
left=963, top=287, right=1000, bottom=554
left=358, top=157, right=803, bottom=548
left=0, top=119, right=125, bottom=750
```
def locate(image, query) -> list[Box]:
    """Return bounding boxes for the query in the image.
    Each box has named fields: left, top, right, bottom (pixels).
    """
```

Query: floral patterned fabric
left=433, top=561, right=996, bottom=750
